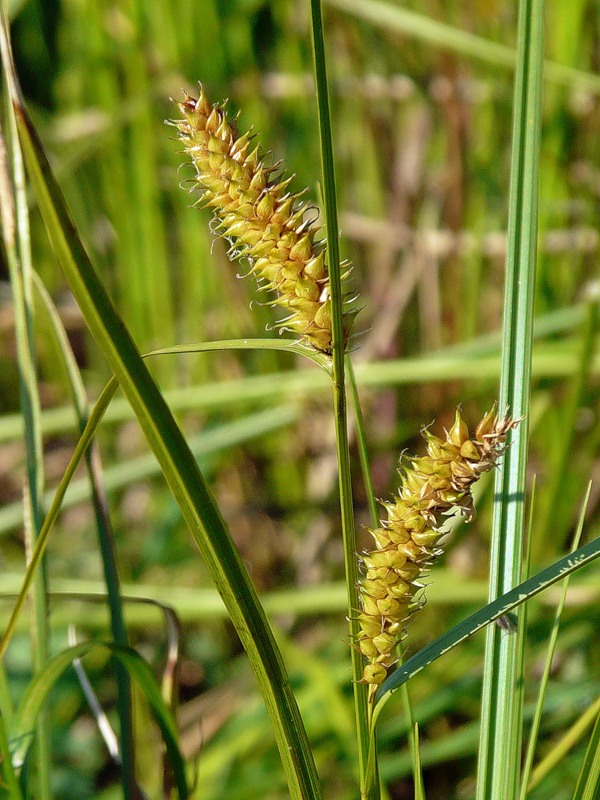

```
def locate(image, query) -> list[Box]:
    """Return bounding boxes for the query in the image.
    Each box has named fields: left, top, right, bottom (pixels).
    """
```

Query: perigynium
left=357, top=408, right=518, bottom=688
left=173, top=87, right=354, bottom=353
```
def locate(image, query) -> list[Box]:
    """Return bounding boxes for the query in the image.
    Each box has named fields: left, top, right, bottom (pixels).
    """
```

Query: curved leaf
left=374, top=537, right=600, bottom=713
left=0, top=30, right=322, bottom=800
left=8, top=642, right=188, bottom=799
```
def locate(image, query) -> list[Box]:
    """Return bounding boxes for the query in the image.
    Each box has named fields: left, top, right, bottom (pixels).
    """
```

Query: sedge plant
left=1, top=1, right=600, bottom=799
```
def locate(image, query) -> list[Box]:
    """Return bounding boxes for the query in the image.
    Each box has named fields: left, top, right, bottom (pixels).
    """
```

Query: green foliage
left=1, top=1, right=599, bottom=799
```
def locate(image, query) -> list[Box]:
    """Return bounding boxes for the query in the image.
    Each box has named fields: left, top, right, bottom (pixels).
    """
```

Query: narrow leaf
left=519, top=484, right=591, bottom=797
left=572, top=709, right=600, bottom=800
left=373, top=536, right=600, bottom=711
left=0, top=27, right=321, bottom=800
left=477, top=2, right=543, bottom=797
left=8, top=643, right=188, bottom=799
left=324, top=0, right=600, bottom=94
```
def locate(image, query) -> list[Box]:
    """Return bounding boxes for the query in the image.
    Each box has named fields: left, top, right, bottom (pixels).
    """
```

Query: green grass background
left=1, top=0, right=599, bottom=798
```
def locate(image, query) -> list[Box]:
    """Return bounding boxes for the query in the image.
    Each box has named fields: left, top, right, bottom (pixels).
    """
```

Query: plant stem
left=348, top=358, right=425, bottom=796
left=34, top=271, right=156, bottom=798
left=0, top=21, right=51, bottom=793
left=309, top=3, right=372, bottom=796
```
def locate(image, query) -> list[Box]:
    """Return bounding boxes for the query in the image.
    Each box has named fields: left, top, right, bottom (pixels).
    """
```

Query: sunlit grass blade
left=0, top=331, right=596, bottom=447
left=524, top=695, right=600, bottom=795
left=143, top=338, right=331, bottom=371
left=324, top=0, right=600, bottom=95
left=372, top=536, right=600, bottom=715
left=477, top=1, right=543, bottom=797
left=8, top=642, right=188, bottom=799
left=519, top=484, right=591, bottom=798
left=571, top=707, right=600, bottom=800
left=0, top=22, right=322, bottom=799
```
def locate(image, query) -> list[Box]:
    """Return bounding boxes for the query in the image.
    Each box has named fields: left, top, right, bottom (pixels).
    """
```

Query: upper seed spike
left=173, top=90, right=355, bottom=352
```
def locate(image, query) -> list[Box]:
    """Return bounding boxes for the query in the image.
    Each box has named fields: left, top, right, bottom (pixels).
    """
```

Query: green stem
left=309, top=4, right=371, bottom=795
left=347, top=358, right=378, bottom=527
left=347, top=359, right=425, bottom=798
left=0, top=17, right=50, bottom=793
left=32, top=273, right=138, bottom=799
left=347, top=358, right=381, bottom=795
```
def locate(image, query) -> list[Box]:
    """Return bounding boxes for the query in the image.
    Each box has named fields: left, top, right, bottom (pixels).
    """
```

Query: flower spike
left=357, top=408, right=518, bottom=686
left=172, top=87, right=354, bottom=353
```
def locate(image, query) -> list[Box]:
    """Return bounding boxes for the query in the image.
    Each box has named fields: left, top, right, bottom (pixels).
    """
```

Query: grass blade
left=0, top=22, right=322, bottom=800
left=476, top=2, right=543, bottom=798
left=324, top=0, right=600, bottom=95
left=373, top=536, right=600, bottom=710
left=527, top=696, right=600, bottom=795
left=572, top=708, right=600, bottom=800
left=8, top=642, right=188, bottom=799
left=519, top=484, right=591, bottom=798
left=0, top=329, right=597, bottom=449
left=0, top=22, right=50, bottom=796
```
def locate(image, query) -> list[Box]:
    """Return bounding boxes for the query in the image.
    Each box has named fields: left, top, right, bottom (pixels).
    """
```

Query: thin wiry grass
left=31, top=272, right=137, bottom=798
left=0, top=14, right=50, bottom=795
left=520, top=483, right=590, bottom=798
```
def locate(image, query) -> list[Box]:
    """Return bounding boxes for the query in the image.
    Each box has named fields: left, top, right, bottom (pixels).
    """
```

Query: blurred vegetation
left=1, top=0, right=599, bottom=798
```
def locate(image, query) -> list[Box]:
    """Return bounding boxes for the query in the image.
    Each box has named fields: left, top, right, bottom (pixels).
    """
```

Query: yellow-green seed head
left=357, top=408, right=518, bottom=686
left=173, top=88, right=354, bottom=353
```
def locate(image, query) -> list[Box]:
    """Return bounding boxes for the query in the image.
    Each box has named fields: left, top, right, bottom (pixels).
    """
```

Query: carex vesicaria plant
left=172, top=90, right=519, bottom=694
